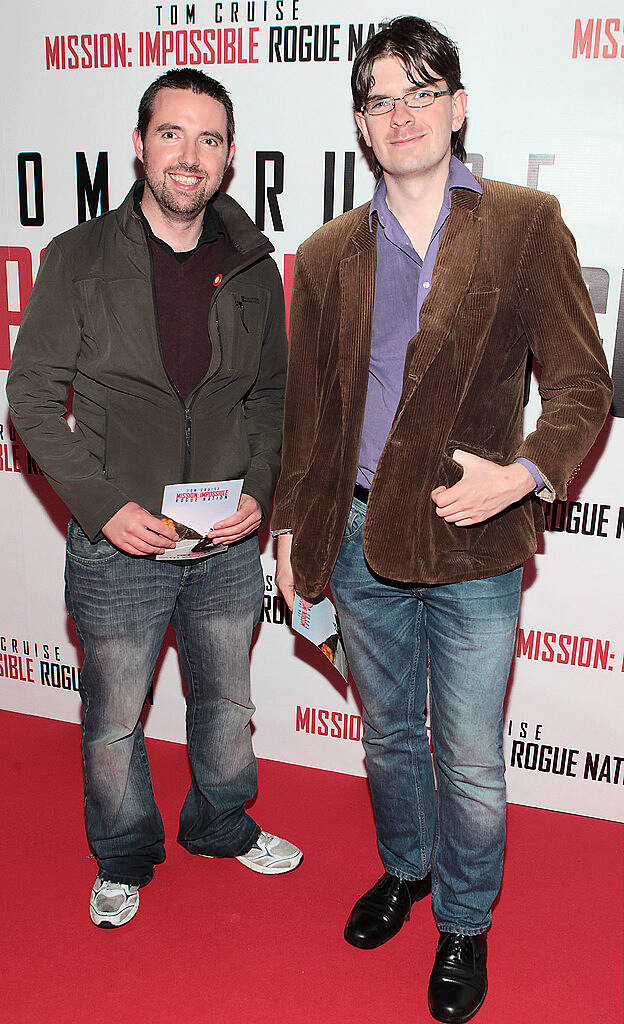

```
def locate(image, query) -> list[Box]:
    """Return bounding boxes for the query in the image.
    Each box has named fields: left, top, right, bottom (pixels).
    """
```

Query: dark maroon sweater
left=136, top=189, right=228, bottom=400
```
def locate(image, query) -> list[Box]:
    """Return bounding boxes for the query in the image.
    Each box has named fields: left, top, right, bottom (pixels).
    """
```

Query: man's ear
left=132, top=128, right=144, bottom=164
left=451, top=89, right=468, bottom=133
left=354, top=110, right=371, bottom=148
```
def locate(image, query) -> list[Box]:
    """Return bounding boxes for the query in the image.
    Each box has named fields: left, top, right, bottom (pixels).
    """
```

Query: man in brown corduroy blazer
left=272, top=17, right=612, bottom=1022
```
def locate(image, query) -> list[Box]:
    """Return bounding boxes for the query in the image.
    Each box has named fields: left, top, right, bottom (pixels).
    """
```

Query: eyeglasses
left=361, top=89, right=450, bottom=116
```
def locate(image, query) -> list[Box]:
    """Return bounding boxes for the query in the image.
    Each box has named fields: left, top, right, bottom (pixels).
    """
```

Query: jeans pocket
left=66, top=517, right=120, bottom=565
left=344, top=499, right=366, bottom=541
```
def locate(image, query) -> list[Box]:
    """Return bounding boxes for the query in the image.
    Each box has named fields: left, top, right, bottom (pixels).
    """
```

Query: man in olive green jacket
left=7, top=68, right=301, bottom=929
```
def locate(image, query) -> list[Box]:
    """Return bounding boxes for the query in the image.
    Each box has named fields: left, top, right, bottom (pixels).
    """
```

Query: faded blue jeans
left=330, top=497, right=522, bottom=934
left=65, top=518, right=263, bottom=886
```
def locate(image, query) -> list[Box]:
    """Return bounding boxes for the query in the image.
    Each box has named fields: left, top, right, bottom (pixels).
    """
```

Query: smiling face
left=132, top=87, right=235, bottom=222
left=354, top=55, right=466, bottom=186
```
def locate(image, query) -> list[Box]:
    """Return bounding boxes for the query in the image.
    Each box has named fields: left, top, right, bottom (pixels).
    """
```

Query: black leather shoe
left=344, top=871, right=431, bottom=949
left=428, top=932, right=488, bottom=1023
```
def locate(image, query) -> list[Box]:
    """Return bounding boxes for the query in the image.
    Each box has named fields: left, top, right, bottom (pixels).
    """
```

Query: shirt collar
left=369, top=155, right=482, bottom=231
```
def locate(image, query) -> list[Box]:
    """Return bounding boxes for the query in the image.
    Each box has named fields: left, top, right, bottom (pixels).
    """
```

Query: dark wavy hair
left=137, top=68, right=235, bottom=149
left=352, top=16, right=466, bottom=176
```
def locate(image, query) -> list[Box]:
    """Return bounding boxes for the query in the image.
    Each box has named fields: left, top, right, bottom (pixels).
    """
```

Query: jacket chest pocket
left=78, top=277, right=153, bottom=364
left=234, top=295, right=260, bottom=333
left=449, top=289, right=500, bottom=363
left=218, top=290, right=267, bottom=379
left=436, top=288, right=502, bottom=408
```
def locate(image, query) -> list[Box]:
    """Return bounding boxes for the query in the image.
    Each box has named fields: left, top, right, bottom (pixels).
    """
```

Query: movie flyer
left=292, top=593, right=349, bottom=680
left=156, top=479, right=243, bottom=560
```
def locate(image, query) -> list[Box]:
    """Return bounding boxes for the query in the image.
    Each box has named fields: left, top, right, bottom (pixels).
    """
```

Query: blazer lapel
left=403, top=198, right=483, bottom=389
left=337, top=209, right=377, bottom=445
left=334, top=189, right=485, bottom=445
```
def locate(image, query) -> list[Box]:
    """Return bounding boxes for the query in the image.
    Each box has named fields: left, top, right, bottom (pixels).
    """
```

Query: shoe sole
left=427, top=981, right=488, bottom=1023
left=344, top=923, right=404, bottom=949
left=235, top=851, right=303, bottom=875
left=199, top=851, right=304, bottom=875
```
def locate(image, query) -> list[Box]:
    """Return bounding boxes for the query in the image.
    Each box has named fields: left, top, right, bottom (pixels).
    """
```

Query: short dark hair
left=136, top=68, right=235, bottom=149
left=351, top=16, right=466, bottom=175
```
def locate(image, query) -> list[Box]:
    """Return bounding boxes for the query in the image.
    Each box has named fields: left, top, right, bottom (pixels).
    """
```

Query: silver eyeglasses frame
left=361, top=89, right=451, bottom=116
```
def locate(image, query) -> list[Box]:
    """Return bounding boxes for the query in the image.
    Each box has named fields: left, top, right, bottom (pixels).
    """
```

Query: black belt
left=354, top=483, right=369, bottom=504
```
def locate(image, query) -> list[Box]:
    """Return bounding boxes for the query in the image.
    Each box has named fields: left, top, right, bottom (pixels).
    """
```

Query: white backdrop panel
left=1, top=0, right=622, bottom=821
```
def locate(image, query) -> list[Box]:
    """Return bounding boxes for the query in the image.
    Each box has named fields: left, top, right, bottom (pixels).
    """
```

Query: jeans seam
left=136, top=729, right=152, bottom=778
left=176, top=616, right=200, bottom=838
left=407, top=600, right=428, bottom=876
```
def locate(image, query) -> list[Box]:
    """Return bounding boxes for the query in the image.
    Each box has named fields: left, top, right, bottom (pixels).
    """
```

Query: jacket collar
left=116, top=179, right=274, bottom=259
left=369, top=156, right=482, bottom=231
left=348, top=179, right=483, bottom=255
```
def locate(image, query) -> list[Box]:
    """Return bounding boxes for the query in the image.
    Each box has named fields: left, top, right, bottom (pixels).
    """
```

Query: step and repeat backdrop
left=1, top=1, right=622, bottom=822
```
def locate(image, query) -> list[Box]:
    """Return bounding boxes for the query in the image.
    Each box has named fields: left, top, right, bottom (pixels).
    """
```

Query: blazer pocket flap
left=406, top=289, right=500, bottom=389
left=454, top=288, right=500, bottom=327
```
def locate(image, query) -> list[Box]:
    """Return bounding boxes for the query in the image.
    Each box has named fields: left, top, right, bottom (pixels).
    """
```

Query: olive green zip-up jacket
left=7, top=183, right=287, bottom=540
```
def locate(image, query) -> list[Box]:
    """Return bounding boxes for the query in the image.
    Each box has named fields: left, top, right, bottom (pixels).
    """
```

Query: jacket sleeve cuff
left=514, top=457, right=544, bottom=492
left=512, top=455, right=556, bottom=501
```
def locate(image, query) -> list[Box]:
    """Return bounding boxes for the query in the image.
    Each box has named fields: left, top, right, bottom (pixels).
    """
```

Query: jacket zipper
left=180, top=245, right=266, bottom=480
left=182, top=305, right=223, bottom=481
left=143, top=218, right=271, bottom=484
left=183, top=408, right=192, bottom=482
left=234, top=298, right=249, bottom=333
left=234, top=295, right=260, bottom=333
left=144, top=240, right=188, bottom=475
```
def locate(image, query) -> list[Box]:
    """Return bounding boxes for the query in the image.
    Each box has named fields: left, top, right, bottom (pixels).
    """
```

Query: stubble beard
left=144, top=160, right=223, bottom=221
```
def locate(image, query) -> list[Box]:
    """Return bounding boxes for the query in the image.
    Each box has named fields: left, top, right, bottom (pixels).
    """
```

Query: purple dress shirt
left=356, top=156, right=543, bottom=492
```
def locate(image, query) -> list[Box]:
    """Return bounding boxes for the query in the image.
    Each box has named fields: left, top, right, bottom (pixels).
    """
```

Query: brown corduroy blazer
left=272, top=178, right=613, bottom=599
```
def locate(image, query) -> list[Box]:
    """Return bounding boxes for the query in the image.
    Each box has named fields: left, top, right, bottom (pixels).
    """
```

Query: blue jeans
left=330, top=497, right=522, bottom=934
left=65, top=518, right=263, bottom=886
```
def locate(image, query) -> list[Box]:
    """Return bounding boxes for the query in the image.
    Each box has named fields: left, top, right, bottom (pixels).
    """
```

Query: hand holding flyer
left=156, top=479, right=243, bottom=561
left=292, top=593, right=349, bottom=681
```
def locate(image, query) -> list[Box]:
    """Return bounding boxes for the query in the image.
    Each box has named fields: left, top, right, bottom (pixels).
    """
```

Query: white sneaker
left=89, top=876, right=140, bottom=928
left=235, top=831, right=303, bottom=875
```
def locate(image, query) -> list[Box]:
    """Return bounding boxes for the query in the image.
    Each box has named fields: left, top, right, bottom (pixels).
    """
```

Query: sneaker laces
left=96, top=879, right=138, bottom=896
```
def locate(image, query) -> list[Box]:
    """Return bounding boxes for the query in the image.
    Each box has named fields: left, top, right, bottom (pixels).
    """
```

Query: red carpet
left=2, top=709, right=622, bottom=1024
